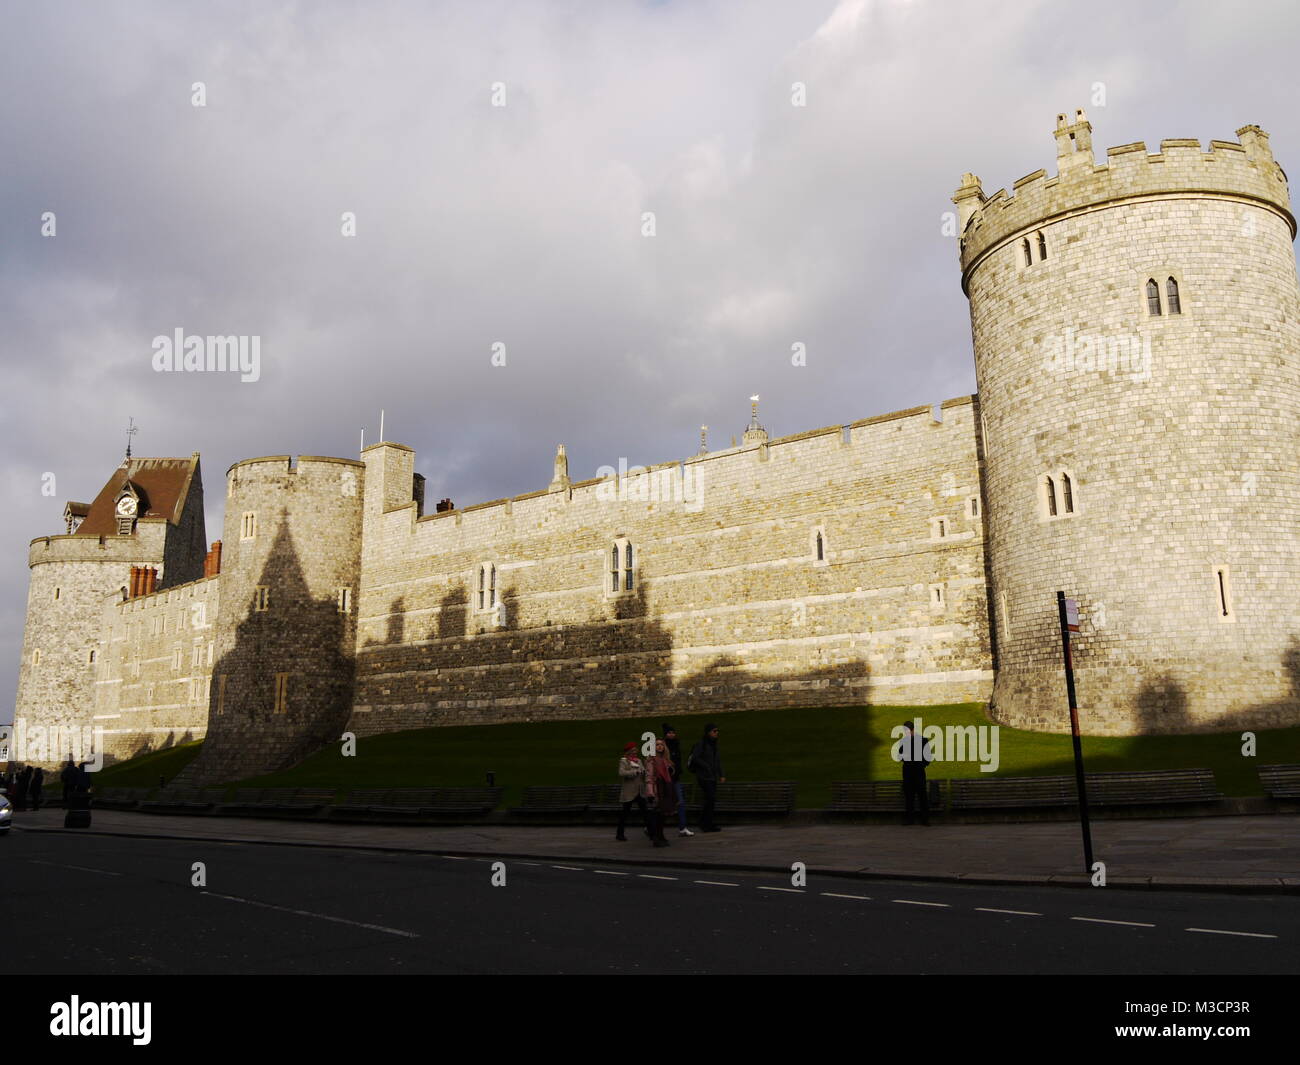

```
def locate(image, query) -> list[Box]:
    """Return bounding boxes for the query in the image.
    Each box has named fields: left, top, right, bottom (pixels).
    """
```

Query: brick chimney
left=203, top=540, right=223, bottom=578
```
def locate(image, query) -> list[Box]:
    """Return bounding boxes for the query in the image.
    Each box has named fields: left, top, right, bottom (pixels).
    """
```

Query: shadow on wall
left=1128, top=633, right=1300, bottom=733
left=186, top=516, right=355, bottom=785
left=354, top=578, right=881, bottom=772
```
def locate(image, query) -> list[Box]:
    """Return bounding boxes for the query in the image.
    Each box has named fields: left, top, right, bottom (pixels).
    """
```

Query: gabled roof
left=74, top=455, right=200, bottom=536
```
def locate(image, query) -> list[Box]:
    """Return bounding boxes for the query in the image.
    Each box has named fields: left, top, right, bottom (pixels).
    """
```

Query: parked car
left=0, top=788, right=11, bottom=835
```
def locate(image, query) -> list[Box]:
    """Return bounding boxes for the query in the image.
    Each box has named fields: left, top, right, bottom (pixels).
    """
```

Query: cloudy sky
left=3, top=0, right=1298, bottom=714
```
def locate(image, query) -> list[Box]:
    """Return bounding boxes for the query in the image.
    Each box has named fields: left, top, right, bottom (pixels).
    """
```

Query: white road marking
left=28, top=859, right=123, bottom=878
left=822, top=892, right=871, bottom=900
left=442, top=855, right=468, bottom=861
left=892, top=899, right=949, bottom=908
left=552, top=865, right=583, bottom=871
left=517, top=862, right=541, bottom=867
left=758, top=886, right=804, bottom=893
left=202, top=891, right=419, bottom=939
left=976, top=907, right=1041, bottom=916
left=638, top=875, right=679, bottom=881
left=594, top=870, right=629, bottom=876
left=694, top=880, right=739, bottom=887
left=1070, top=917, right=1155, bottom=928
left=1185, top=927, right=1278, bottom=939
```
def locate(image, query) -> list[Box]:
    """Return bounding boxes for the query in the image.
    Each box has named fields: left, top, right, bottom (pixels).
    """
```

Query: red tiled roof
left=75, top=455, right=199, bottom=537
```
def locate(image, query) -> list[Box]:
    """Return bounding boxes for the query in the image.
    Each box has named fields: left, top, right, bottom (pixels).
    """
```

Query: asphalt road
left=8, top=828, right=1297, bottom=974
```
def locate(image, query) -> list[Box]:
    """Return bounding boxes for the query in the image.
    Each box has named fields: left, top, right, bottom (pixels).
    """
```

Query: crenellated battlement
left=28, top=525, right=170, bottom=568
left=953, top=111, right=1294, bottom=291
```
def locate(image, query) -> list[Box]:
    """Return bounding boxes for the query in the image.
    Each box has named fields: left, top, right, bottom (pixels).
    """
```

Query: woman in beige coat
left=616, top=742, right=652, bottom=842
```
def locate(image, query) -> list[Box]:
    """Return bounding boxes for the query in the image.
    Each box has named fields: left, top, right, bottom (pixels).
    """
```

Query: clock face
left=116, top=496, right=137, bottom=517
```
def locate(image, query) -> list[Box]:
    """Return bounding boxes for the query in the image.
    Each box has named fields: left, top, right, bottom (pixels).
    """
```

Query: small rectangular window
left=337, top=587, right=352, bottom=613
left=274, top=672, right=290, bottom=713
left=241, top=512, right=257, bottom=540
left=253, top=586, right=270, bottom=612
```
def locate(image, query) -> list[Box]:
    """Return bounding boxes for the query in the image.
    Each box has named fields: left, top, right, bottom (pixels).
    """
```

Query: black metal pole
left=1057, top=590, right=1094, bottom=876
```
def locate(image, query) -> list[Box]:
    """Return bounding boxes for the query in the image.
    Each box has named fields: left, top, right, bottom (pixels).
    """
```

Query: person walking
left=29, top=767, right=44, bottom=811
left=645, top=738, right=676, bottom=847
left=688, top=722, right=724, bottom=833
left=616, top=742, right=652, bottom=843
left=662, top=722, right=693, bottom=837
left=896, top=720, right=934, bottom=826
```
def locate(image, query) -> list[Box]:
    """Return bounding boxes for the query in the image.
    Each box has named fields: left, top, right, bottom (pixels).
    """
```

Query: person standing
left=15, top=766, right=32, bottom=811
left=616, top=742, right=652, bottom=843
left=896, top=720, right=934, bottom=826
left=661, top=722, right=693, bottom=837
left=688, top=722, right=724, bottom=833
left=645, top=738, right=676, bottom=847
left=29, top=767, right=44, bottom=811
left=61, top=759, right=78, bottom=804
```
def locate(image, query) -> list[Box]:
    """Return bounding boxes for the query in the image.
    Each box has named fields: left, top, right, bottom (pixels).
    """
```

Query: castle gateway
left=14, top=113, right=1300, bottom=781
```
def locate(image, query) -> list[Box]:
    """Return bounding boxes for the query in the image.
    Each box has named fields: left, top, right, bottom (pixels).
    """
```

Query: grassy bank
left=94, top=704, right=1300, bottom=808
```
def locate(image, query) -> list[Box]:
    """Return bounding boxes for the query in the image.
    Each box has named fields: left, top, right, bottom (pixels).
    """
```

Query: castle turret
left=182, top=454, right=364, bottom=783
left=956, top=113, right=1300, bottom=733
left=14, top=454, right=205, bottom=766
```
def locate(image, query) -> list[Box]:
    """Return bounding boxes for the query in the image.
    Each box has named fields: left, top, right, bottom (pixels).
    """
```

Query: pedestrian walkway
left=13, top=808, right=1300, bottom=891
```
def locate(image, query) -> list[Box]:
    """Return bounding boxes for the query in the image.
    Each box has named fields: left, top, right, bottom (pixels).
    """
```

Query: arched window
left=624, top=543, right=634, bottom=590
left=610, top=539, right=636, bottom=593
left=1146, top=278, right=1162, bottom=316
left=1166, top=276, right=1181, bottom=314
left=1045, top=475, right=1058, bottom=517
left=489, top=564, right=497, bottom=607
left=1061, top=472, right=1074, bottom=514
left=1022, top=238, right=1033, bottom=267
left=611, top=544, right=620, bottom=593
left=477, top=564, right=486, bottom=609
left=1037, top=231, right=1047, bottom=260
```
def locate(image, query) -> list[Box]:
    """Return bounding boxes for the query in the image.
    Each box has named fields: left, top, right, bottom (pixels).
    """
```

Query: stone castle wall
left=92, top=574, right=219, bottom=763
left=180, top=455, right=365, bottom=783
left=958, top=116, right=1300, bottom=733
left=348, top=396, right=994, bottom=735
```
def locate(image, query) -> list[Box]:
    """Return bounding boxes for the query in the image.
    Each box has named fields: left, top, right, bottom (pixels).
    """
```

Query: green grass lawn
left=95, top=704, right=1300, bottom=807
left=92, top=740, right=202, bottom=788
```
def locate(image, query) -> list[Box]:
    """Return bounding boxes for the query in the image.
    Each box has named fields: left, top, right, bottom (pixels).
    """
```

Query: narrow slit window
left=1022, top=238, right=1033, bottom=267
left=1146, top=278, right=1162, bottom=316
left=1166, top=276, right=1181, bottom=314
left=1215, top=566, right=1234, bottom=620
left=815, top=530, right=825, bottom=561
left=1037, top=231, right=1047, bottom=260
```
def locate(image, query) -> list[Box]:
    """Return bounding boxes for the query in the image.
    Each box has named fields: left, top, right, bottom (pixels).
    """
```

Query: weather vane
left=125, top=416, right=138, bottom=460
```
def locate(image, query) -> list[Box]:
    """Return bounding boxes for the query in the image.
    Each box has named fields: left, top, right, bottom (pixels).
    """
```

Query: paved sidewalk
left=12, top=808, right=1300, bottom=891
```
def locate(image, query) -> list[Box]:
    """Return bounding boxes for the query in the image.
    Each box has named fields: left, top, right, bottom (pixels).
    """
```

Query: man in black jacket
left=689, top=722, right=724, bottom=832
left=897, top=720, right=934, bottom=826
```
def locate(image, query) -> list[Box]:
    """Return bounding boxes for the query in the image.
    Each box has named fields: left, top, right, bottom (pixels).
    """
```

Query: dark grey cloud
left=4, top=0, right=1299, bottom=714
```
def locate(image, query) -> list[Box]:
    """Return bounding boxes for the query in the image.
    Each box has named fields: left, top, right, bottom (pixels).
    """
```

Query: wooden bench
left=220, top=788, right=337, bottom=816
left=952, top=769, right=1221, bottom=810
left=1259, top=764, right=1300, bottom=800
left=138, top=787, right=228, bottom=813
left=330, top=787, right=503, bottom=819
left=91, top=787, right=152, bottom=810
left=826, top=780, right=947, bottom=813
left=951, top=775, right=1078, bottom=809
left=1085, top=769, right=1220, bottom=806
left=508, top=785, right=603, bottom=816
left=685, top=781, right=796, bottom=817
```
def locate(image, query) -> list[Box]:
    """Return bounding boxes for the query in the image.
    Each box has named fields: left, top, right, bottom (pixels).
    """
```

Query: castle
left=12, top=111, right=1300, bottom=782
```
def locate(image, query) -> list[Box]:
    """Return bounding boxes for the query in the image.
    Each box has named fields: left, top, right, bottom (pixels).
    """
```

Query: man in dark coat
left=61, top=759, right=78, bottom=804
left=662, top=722, right=692, bottom=837
left=688, top=722, right=724, bottom=832
left=29, top=767, right=44, bottom=811
left=897, top=720, right=934, bottom=825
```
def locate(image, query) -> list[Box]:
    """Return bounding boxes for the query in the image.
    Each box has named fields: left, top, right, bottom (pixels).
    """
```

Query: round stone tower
left=186, top=454, right=365, bottom=783
left=954, top=109, right=1300, bottom=734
